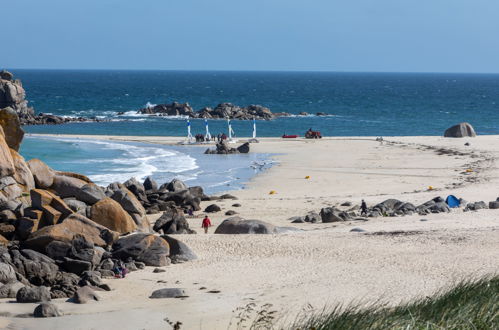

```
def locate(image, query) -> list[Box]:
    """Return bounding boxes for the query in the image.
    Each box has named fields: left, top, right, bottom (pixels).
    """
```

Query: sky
left=3, top=0, right=499, bottom=73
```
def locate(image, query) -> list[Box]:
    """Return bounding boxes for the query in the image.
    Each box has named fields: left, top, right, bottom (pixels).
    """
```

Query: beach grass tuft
left=289, top=276, right=498, bottom=330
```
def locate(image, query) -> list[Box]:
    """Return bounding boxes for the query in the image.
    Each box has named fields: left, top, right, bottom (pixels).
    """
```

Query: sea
left=12, top=69, right=499, bottom=192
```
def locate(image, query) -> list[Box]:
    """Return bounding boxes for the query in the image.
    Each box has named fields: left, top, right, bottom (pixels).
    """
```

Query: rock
left=149, top=288, right=186, bottom=298
left=27, top=158, right=55, bottom=189
left=153, top=268, right=166, bottom=273
left=161, top=235, right=197, bottom=263
left=214, top=217, right=277, bottom=234
left=304, top=211, right=321, bottom=223
left=51, top=175, right=87, bottom=198
left=10, top=149, right=35, bottom=190
left=72, top=286, right=100, bottom=304
left=205, top=141, right=239, bottom=154
left=320, top=207, right=350, bottom=222
left=225, top=210, right=237, bottom=216
left=204, top=204, right=221, bottom=213
left=188, top=186, right=208, bottom=200
left=0, top=263, right=17, bottom=284
left=112, top=233, right=170, bottom=266
left=23, top=213, right=119, bottom=250
left=236, top=142, right=250, bottom=154
left=489, top=201, right=499, bottom=209
left=123, top=178, right=147, bottom=202
left=464, top=201, right=488, bottom=211
left=76, top=183, right=106, bottom=205
left=0, top=126, right=15, bottom=177
left=289, top=216, right=305, bottom=223
left=428, top=202, right=450, bottom=213
left=16, top=286, right=51, bottom=303
left=341, top=202, right=352, bottom=207
left=0, top=107, right=24, bottom=151
left=166, top=178, right=188, bottom=192
left=45, top=241, right=71, bottom=261
left=110, top=186, right=146, bottom=216
left=64, top=198, right=88, bottom=215
left=444, top=122, right=477, bottom=138
left=90, top=197, right=137, bottom=234
left=153, top=209, right=195, bottom=235
left=221, top=194, right=238, bottom=200
left=143, top=176, right=158, bottom=191
left=350, top=227, right=366, bottom=232
left=232, top=203, right=241, bottom=207
left=0, top=281, right=25, bottom=298
left=0, top=223, right=15, bottom=240
left=34, top=302, right=63, bottom=317
left=138, top=102, right=195, bottom=116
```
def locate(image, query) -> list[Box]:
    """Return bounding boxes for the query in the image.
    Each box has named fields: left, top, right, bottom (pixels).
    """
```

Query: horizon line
left=5, top=67, right=499, bottom=75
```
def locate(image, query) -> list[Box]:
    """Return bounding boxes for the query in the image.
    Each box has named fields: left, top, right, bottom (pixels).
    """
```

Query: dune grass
left=289, top=276, right=498, bottom=330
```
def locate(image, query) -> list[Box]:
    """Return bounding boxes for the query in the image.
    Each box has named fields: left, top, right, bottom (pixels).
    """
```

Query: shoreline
left=4, top=133, right=499, bottom=329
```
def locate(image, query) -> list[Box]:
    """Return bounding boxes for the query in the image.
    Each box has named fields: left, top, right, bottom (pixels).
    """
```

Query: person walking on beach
left=360, top=199, right=368, bottom=216
left=202, top=215, right=212, bottom=234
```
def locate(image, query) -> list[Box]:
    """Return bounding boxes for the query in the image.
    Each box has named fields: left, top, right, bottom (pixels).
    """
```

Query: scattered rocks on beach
left=0, top=109, right=201, bottom=316
left=33, top=302, right=63, bottom=317
left=138, top=102, right=286, bottom=120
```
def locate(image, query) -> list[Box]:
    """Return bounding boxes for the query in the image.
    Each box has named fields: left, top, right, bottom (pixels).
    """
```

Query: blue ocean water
left=11, top=69, right=499, bottom=191
left=20, top=136, right=274, bottom=194
left=11, top=69, right=499, bottom=137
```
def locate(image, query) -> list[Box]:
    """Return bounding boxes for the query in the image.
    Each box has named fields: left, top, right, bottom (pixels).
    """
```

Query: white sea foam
left=38, top=137, right=198, bottom=186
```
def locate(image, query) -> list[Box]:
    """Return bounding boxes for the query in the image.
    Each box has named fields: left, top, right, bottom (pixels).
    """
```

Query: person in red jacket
left=202, top=215, right=212, bottom=234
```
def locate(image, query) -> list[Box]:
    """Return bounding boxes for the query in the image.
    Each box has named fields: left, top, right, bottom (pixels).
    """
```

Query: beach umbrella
left=204, top=119, right=211, bottom=141
left=186, top=119, right=193, bottom=142
left=252, top=118, right=257, bottom=139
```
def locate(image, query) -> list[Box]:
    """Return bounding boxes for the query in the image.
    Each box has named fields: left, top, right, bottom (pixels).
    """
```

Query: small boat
left=282, top=134, right=299, bottom=138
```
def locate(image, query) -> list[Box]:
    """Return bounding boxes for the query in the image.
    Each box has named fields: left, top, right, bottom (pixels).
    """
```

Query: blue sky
left=4, top=0, right=499, bottom=72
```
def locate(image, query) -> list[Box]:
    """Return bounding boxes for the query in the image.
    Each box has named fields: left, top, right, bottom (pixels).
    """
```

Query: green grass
left=290, top=276, right=498, bottom=330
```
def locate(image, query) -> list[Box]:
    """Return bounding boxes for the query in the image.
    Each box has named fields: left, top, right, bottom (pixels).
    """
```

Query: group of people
left=194, top=133, right=229, bottom=143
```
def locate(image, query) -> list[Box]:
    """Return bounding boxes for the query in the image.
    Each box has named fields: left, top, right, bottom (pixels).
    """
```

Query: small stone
left=153, top=268, right=166, bottom=273
left=149, top=288, right=186, bottom=299
left=350, top=227, right=366, bottom=232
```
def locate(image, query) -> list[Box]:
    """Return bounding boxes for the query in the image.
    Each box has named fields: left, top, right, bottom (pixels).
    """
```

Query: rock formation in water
left=138, top=102, right=289, bottom=120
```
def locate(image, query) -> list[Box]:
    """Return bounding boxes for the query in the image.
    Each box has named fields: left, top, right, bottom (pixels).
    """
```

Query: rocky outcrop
left=0, top=107, right=24, bottom=151
left=0, top=70, right=101, bottom=126
left=204, top=141, right=250, bottom=154
left=138, top=102, right=287, bottom=120
left=444, top=122, right=477, bottom=138
left=153, top=208, right=195, bottom=234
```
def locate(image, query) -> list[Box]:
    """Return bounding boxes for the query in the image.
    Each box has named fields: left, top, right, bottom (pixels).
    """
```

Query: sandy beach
left=2, top=134, right=498, bottom=329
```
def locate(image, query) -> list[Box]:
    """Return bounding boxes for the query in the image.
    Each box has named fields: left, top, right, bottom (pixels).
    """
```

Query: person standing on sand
left=202, top=215, right=212, bottom=234
left=361, top=199, right=368, bottom=216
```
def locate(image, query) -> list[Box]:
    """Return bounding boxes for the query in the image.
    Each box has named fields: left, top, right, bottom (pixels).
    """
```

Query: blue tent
left=446, top=195, right=460, bottom=208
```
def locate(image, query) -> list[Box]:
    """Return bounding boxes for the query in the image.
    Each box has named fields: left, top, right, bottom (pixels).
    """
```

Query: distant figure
left=217, top=133, right=221, bottom=142
left=202, top=215, right=212, bottom=234
left=360, top=199, right=368, bottom=216
left=187, top=209, right=194, bottom=217
left=376, top=136, right=384, bottom=145
left=221, top=133, right=227, bottom=140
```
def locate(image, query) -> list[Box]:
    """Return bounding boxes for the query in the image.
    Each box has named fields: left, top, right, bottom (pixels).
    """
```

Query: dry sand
left=2, top=134, right=498, bottom=329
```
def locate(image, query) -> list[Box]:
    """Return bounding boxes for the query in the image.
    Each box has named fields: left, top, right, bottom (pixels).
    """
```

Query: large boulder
left=90, top=197, right=137, bottom=234
left=75, top=183, right=106, bottom=205
left=23, top=213, right=119, bottom=250
left=149, top=288, right=186, bottom=299
left=16, top=286, right=51, bottom=303
left=123, top=178, right=147, bottom=202
left=10, top=149, right=35, bottom=191
left=72, top=286, right=100, bottom=304
left=34, top=302, right=63, bottom=317
left=320, top=207, right=350, bottom=222
left=0, top=126, right=15, bottom=177
left=112, top=233, right=170, bottom=266
left=143, top=176, right=158, bottom=191
left=444, top=122, right=476, bottom=138
left=0, top=107, right=24, bottom=151
left=214, top=217, right=277, bottom=234
left=153, top=209, right=195, bottom=234
left=0, top=281, right=25, bottom=298
left=236, top=142, right=250, bottom=154
left=0, top=263, right=17, bottom=284
left=27, top=159, right=55, bottom=189
left=161, top=235, right=197, bottom=263
left=165, top=178, right=188, bottom=192
left=51, top=175, right=87, bottom=198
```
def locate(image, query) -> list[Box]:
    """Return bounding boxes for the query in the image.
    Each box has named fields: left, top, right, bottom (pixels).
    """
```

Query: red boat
left=282, top=134, right=299, bottom=138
